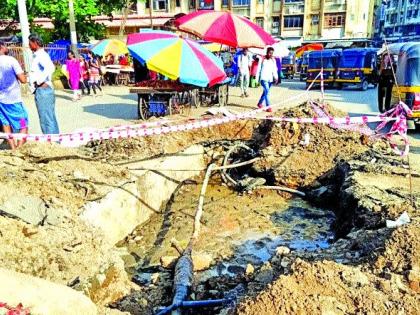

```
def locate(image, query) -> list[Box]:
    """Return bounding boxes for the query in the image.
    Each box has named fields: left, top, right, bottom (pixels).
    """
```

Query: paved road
left=21, top=80, right=380, bottom=134
left=20, top=80, right=418, bottom=168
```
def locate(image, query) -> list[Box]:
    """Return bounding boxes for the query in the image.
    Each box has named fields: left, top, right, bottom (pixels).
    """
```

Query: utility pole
left=68, top=0, right=78, bottom=55
left=17, top=0, right=31, bottom=72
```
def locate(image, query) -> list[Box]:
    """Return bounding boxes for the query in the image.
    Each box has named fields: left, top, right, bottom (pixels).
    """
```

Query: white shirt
left=0, top=55, right=24, bottom=104
left=29, top=49, right=55, bottom=91
left=256, top=58, right=278, bottom=83
left=237, top=53, right=252, bottom=75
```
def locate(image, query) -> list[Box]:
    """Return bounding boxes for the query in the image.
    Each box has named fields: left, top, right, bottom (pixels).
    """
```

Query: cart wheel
left=218, top=85, right=228, bottom=107
left=138, top=95, right=150, bottom=120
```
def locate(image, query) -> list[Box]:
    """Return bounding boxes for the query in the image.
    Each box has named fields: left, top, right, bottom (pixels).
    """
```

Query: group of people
left=0, top=34, right=59, bottom=149
left=65, top=52, right=132, bottom=101
left=235, top=47, right=279, bottom=112
left=65, top=51, right=103, bottom=101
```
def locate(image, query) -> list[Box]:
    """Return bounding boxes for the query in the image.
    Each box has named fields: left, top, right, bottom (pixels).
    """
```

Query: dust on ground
left=0, top=101, right=418, bottom=314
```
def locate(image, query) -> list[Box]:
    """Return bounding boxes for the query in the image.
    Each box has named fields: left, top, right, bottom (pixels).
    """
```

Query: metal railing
left=5, top=44, right=69, bottom=68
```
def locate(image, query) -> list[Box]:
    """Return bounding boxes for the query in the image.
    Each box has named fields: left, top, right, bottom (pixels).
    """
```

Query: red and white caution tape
left=0, top=72, right=410, bottom=156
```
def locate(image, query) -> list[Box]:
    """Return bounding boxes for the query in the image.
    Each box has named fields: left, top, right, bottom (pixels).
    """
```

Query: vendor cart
left=129, top=84, right=199, bottom=120
left=198, top=81, right=229, bottom=107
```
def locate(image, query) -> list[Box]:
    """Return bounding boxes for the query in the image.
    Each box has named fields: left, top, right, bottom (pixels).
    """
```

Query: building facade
left=381, top=0, right=420, bottom=42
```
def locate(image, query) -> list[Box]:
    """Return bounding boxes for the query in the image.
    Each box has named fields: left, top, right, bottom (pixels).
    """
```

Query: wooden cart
left=198, top=82, right=229, bottom=107
left=129, top=86, right=199, bottom=120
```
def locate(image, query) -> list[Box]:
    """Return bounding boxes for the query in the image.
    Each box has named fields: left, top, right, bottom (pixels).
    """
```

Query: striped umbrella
left=127, top=31, right=226, bottom=87
left=91, top=39, right=128, bottom=56
left=295, top=43, right=324, bottom=58
left=175, top=10, right=275, bottom=48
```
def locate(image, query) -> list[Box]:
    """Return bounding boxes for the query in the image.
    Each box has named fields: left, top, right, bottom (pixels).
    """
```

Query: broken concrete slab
left=0, top=268, right=98, bottom=315
left=0, top=194, right=47, bottom=225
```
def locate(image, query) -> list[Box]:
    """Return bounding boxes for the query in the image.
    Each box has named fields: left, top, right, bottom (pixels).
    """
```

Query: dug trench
left=0, top=102, right=418, bottom=314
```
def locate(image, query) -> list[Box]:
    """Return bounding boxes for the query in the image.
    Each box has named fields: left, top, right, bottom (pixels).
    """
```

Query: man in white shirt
left=237, top=48, right=252, bottom=97
left=28, top=33, right=59, bottom=134
left=0, top=41, right=29, bottom=149
left=256, top=47, right=278, bottom=112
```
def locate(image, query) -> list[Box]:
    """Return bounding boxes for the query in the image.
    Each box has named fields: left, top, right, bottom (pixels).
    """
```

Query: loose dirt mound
left=87, top=119, right=257, bottom=161
left=236, top=259, right=420, bottom=315
left=254, top=103, right=371, bottom=188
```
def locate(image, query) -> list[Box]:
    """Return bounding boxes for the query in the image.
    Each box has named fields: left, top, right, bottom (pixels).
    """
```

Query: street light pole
left=68, top=0, right=78, bottom=55
left=16, top=0, right=31, bottom=71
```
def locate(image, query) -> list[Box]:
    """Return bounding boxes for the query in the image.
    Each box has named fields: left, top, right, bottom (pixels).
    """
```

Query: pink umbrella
left=175, top=10, right=275, bottom=48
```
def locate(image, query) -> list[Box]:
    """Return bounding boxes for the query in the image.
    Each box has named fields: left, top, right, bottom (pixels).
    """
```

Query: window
left=324, top=13, right=346, bottom=28
left=272, top=17, right=280, bottom=34
left=233, top=0, right=251, bottom=6
left=222, top=0, right=228, bottom=6
left=283, top=15, right=303, bottom=28
left=176, top=0, right=180, bottom=7
left=153, top=0, right=167, bottom=10
left=199, top=0, right=214, bottom=9
left=285, top=0, right=302, bottom=2
left=255, top=17, right=264, bottom=28
left=258, top=0, right=264, bottom=3
left=189, top=0, right=195, bottom=9
left=311, top=14, right=319, bottom=25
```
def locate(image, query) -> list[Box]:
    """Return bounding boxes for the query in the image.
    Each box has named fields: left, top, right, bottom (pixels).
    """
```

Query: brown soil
left=236, top=258, right=420, bottom=315
left=0, top=101, right=418, bottom=314
left=254, top=103, right=372, bottom=188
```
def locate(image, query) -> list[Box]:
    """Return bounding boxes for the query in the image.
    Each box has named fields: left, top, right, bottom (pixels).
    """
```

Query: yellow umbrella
left=91, top=39, right=128, bottom=56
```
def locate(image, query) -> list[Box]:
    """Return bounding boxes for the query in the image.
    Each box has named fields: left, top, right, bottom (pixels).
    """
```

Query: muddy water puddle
left=123, top=180, right=335, bottom=283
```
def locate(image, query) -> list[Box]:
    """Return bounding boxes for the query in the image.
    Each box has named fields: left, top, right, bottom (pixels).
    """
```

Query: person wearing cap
left=28, top=33, right=59, bottom=134
left=0, top=41, right=29, bottom=149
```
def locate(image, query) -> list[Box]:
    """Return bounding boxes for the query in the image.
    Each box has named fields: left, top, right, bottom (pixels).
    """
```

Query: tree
left=0, top=0, right=127, bottom=42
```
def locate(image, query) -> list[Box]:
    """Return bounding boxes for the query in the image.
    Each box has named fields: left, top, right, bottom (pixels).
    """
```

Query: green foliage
left=0, top=0, right=127, bottom=42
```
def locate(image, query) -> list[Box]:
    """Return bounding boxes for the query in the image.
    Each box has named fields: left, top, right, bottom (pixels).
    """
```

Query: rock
left=255, top=263, right=274, bottom=284
left=151, top=273, right=160, bottom=284
left=340, top=269, right=369, bottom=288
left=0, top=268, right=97, bottom=315
left=280, top=257, right=292, bottom=268
left=73, top=170, right=90, bottom=180
left=246, top=264, right=255, bottom=275
left=192, top=253, right=213, bottom=271
left=275, top=246, right=291, bottom=256
left=160, top=256, right=178, bottom=269
left=407, top=269, right=420, bottom=293
left=1, top=194, right=47, bottom=225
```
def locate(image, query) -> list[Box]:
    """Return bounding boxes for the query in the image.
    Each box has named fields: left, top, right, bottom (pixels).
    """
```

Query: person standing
left=28, top=33, right=59, bottom=134
left=250, top=55, right=260, bottom=88
left=256, top=47, right=278, bottom=112
left=79, top=55, right=90, bottom=95
left=87, top=51, right=103, bottom=96
left=0, top=41, right=29, bottom=149
left=237, top=48, right=252, bottom=97
left=66, top=51, right=81, bottom=100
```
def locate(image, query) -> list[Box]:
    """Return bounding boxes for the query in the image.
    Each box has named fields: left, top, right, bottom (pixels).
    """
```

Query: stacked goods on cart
left=134, top=80, right=188, bottom=92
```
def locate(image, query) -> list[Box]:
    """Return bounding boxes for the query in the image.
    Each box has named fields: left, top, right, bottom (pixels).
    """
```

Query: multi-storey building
left=381, top=0, right=420, bottom=42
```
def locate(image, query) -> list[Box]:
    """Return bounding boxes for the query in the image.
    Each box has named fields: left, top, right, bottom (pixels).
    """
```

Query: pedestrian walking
left=238, top=48, right=252, bottom=97
left=79, top=55, right=90, bottom=95
left=250, top=55, right=260, bottom=88
left=66, top=51, right=81, bottom=100
left=0, top=41, right=29, bottom=149
left=87, top=51, right=103, bottom=96
left=28, top=33, right=60, bottom=134
left=256, top=47, right=278, bottom=112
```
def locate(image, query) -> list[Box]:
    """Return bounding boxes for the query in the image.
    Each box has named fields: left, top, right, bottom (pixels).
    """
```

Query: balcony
left=324, top=0, right=346, bottom=13
left=284, top=4, right=305, bottom=15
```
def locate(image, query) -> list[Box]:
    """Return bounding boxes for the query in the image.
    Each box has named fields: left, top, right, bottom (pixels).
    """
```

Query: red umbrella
left=175, top=10, right=275, bottom=48
left=295, top=43, right=324, bottom=58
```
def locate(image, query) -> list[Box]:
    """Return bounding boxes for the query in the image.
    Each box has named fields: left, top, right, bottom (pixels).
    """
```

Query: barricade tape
left=0, top=72, right=410, bottom=156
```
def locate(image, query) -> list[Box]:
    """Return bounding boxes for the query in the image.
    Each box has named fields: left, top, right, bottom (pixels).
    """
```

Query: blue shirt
left=0, top=55, right=24, bottom=104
